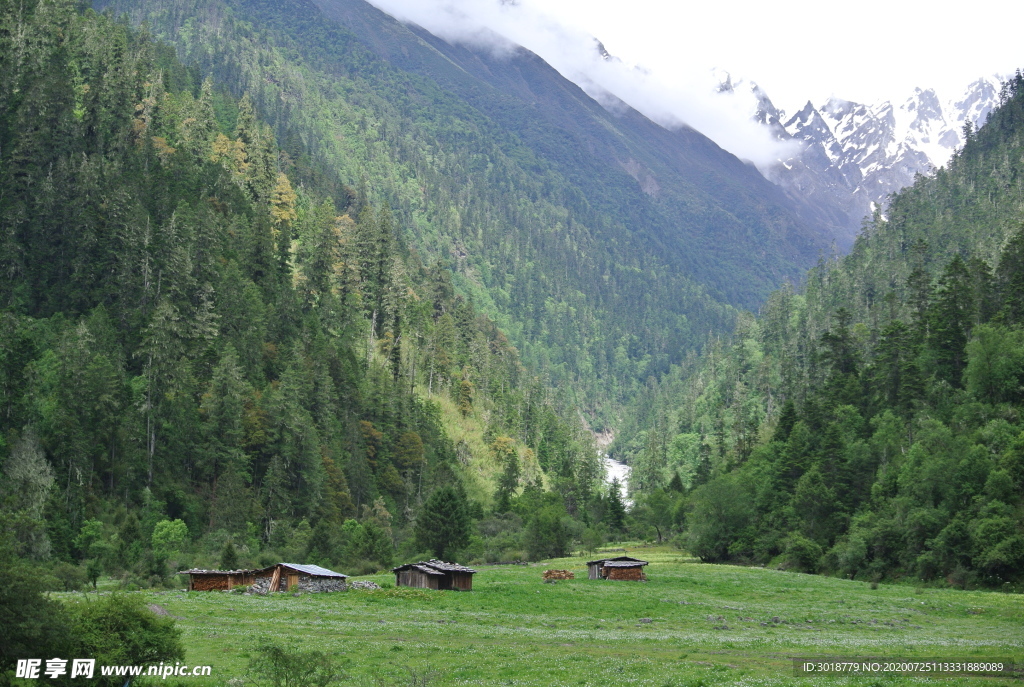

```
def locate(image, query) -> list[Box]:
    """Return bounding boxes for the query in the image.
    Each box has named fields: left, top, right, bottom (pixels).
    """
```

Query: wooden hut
left=251, top=563, right=348, bottom=593
left=392, top=559, right=476, bottom=590
left=586, top=556, right=649, bottom=581
left=182, top=568, right=256, bottom=591
left=184, top=563, right=348, bottom=593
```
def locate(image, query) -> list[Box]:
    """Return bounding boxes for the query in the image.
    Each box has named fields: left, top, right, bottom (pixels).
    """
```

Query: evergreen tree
left=929, top=255, right=974, bottom=387
left=996, top=229, right=1024, bottom=323
left=414, top=486, right=471, bottom=560
left=220, top=541, right=239, bottom=570
left=605, top=479, right=626, bottom=531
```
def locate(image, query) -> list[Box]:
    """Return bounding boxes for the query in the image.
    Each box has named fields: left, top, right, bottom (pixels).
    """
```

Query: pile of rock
left=249, top=577, right=275, bottom=595
left=347, top=580, right=381, bottom=590
left=249, top=575, right=349, bottom=594
left=542, top=569, right=574, bottom=581
left=299, top=577, right=348, bottom=593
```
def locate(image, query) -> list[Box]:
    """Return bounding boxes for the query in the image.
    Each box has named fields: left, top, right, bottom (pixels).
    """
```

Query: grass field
left=114, top=547, right=1023, bottom=686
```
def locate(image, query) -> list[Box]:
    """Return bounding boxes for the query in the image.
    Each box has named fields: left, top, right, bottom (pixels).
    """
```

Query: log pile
left=606, top=566, right=645, bottom=581
left=542, top=569, right=574, bottom=580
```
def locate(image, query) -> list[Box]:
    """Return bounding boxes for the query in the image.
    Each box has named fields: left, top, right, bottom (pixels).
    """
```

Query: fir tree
left=414, top=486, right=471, bottom=560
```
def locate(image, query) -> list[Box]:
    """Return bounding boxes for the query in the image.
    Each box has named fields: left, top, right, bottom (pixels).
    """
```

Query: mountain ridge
left=732, top=76, right=1006, bottom=245
left=101, top=0, right=837, bottom=420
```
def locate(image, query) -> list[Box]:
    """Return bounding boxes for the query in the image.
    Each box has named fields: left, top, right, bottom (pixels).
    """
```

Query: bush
left=685, top=474, right=754, bottom=562
left=67, top=594, right=184, bottom=686
left=0, top=541, right=74, bottom=672
left=525, top=506, right=569, bottom=561
left=248, top=641, right=347, bottom=687
left=782, top=533, right=823, bottom=573
left=52, top=561, right=87, bottom=591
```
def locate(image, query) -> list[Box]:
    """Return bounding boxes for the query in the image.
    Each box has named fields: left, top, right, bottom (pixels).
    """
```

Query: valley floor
left=107, top=548, right=1023, bottom=686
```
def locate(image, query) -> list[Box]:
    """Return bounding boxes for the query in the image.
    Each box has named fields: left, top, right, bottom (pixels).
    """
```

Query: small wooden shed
left=392, top=559, right=476, bottom=590
left=183, top=568, right=256, bottom=591
left=251, top=563, right=349, bottom=593
left=586, top=556, right=649, bottom=581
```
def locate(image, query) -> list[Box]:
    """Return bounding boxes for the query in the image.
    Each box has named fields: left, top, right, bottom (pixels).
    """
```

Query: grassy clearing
left=117, top=547, right=1023, bottom=686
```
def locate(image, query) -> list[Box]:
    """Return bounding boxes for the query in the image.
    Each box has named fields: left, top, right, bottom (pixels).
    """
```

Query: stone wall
left=297, top=575, right=348, bottom=592
left=249, top=573, right=348, bottom=594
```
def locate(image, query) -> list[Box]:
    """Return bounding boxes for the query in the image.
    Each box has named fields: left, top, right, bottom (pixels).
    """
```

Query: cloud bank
left=363, top=0, right=795, bottom=169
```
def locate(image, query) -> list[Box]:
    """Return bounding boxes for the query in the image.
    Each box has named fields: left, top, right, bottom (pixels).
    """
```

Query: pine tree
left=220, top=541, right=239, bottom=570
left=929, top=255, right=974, bottom=387
left=605, top=478, right=626, bottom=531
left=414, top=485, right=471, bottom=560
left=996, top=229, right=1024, bottom=324
left=491, top=436, right=520, bottom=513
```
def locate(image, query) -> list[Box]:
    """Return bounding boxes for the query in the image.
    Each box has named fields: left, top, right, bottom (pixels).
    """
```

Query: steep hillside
left=622, top=73, right=1024, bottom=589
left=0, top=0, right=599, bottom=589
left=97, top=0, right=831, bottom=421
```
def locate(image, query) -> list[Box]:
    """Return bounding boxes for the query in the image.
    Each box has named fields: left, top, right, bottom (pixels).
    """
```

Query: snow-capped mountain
left=723, top=76, right=1004, bottom=246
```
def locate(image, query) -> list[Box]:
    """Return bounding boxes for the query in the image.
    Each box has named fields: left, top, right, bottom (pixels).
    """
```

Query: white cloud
left=364, top=0, right=796, bottom=168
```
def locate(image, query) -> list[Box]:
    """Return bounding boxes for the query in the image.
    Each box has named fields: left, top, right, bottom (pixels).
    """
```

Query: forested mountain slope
left=622, top=73, right=1024, bottom=589
left=96, top=0, right=830, bottom=421
left=0, top=0, right=601, bottom=596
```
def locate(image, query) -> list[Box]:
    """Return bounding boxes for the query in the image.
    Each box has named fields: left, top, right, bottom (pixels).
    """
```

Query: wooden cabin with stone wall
left=586, top=556, right=649, bottom=581
left=392, top=560, right=476, bottom=590
left=249, top=563, right=349, bottom=593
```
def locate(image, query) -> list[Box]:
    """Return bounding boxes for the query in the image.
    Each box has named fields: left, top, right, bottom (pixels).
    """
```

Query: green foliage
left=220, top=541, right=239, bottom=570
left=0, top=0, right=601, bottom=587
left=625, top=73, right=1024, bottom=588
left=152, top=519, right=189, bottom=557
left=94, top=0, right=839, bottom=428
left=685, top=474, right=754, bottom=563
left=415, top=486, right=471, bottom=560
left=0, top=537, right=73, bottom=676
left=524, top=498, right=569, bottom=561
left=66, top=594, right=184, bottom=686
left=345, top=520, right=393, bottom=571
left=247, top=641, right=346, bottom=687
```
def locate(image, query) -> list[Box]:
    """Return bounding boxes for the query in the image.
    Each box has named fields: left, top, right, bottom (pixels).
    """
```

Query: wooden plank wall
left=451, top=572, right=473, bottom=591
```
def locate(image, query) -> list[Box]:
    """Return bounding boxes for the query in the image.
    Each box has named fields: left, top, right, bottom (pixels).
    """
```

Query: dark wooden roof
left=392, top=559, right=477, bottom=574
left=585, top=556, right=648, bottom=566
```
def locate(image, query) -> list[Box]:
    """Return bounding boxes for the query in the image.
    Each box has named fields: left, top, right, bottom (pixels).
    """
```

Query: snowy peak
left=741, top=75, right=1005, bottom=246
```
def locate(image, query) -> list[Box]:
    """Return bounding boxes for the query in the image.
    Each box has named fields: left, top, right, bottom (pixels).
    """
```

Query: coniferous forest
left=3, top=0, right=1024, bottom=677
left=618, top=74, right=1024, bottom=590
left=0, top=0, right=606, bottom=621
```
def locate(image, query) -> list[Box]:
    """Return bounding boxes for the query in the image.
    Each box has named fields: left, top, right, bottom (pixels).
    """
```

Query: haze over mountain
left=99, top=0, right=845, bottom=421
left=360, top=0, right=794, bottom=169
left=356, top=0, right=1008, bottom=253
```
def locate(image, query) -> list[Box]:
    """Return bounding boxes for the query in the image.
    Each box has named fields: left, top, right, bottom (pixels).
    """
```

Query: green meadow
left=126, top=548, right=1022, bottom=686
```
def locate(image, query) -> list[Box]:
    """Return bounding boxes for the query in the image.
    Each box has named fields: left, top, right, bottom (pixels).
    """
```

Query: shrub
left=782, top=533, right=823, bottom=573
left=248, top=641, right=347, bottom=687
left=67, top=594, right=184, bottom=686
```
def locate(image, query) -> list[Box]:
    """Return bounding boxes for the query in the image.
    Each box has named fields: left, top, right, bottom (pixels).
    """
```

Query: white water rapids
left=601, top=454, right=631, bottom=505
